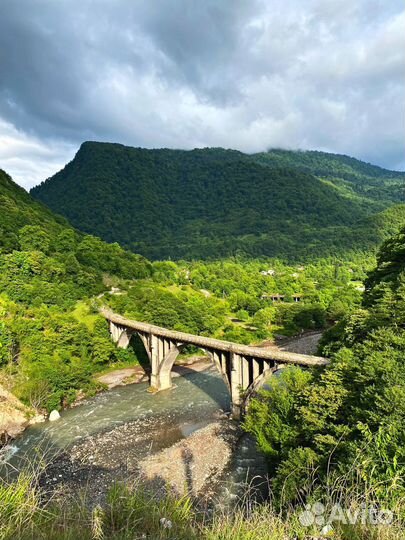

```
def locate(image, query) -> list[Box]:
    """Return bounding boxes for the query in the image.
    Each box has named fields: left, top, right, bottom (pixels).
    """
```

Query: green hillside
left=0, top=169, right=70, bottom=252
left=0, top=168, right=151, bottom=278
left=252, top=149, right=405, bottom=203
left=30, top=142, right=405, bottom=260
left=0, top=169, right=152, bottom=410
left=0, top=167, right=363, bottom=413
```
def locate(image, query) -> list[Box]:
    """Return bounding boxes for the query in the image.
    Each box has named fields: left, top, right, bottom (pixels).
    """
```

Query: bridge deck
left=100, top=307, right=329, bottom=367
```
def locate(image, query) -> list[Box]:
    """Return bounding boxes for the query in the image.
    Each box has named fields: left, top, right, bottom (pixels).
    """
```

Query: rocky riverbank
left=2, top=362, right=269, bottom=509
left=0, top=384, right=44, bottom=447
left=37, top=412, right=239, bottom=505
left=139, top=421, right=240, bottom=497
left=1, top=357, right=213, bottom=446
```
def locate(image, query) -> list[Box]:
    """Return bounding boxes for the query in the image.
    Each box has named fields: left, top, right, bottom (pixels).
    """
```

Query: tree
left=52, top=229, right=76, bottom=253
left=18, top=225, right=50, bottom=253
left=245, top=225, right=405, bottom=504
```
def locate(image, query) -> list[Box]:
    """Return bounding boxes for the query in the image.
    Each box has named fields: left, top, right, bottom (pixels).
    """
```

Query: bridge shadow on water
left=172, top=364, right=231, bottom=413
left=130, top=332, right=231, bottom=412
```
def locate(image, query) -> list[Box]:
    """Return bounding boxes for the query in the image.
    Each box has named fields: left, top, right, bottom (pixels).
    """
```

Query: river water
left=1, top=365, right=268, bottom=505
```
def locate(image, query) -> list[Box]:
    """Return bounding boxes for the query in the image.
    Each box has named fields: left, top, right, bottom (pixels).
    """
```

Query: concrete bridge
left=101, top=308, right=328, bottom=418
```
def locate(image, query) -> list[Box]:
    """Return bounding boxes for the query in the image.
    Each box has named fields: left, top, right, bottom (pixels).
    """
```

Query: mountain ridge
left=30, top=142, right=405, bottom=260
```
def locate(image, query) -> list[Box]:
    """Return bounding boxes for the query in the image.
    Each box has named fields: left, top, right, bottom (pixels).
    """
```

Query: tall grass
left=0, top=473, right=46, bottom=540
left=0, top=470, right=404, bottom=540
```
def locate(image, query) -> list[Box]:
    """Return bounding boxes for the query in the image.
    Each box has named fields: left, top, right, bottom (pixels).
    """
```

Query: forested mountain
left=0, top=166, right=364, bottom=414
left=31, top=142, right=405, bottom=260
left=0, top=165, right=370, bottom=414
left=252, top=149, right=405, bottom=203
left=0, top=168, right=151, bottom=278
left=0, top=168, right=152, bottom=411
left=0, top=169, right=69, bottom=252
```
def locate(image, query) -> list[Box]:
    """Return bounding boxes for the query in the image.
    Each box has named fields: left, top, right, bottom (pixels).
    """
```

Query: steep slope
left=0, top=168, right=70, bottom=252
left=0, top=167, right=151, bottom=282
left=31, top=142, right=405, bottom=260
left=252, top=149, right=405, bottom=204
left=0, top=169, right=151, bottom=415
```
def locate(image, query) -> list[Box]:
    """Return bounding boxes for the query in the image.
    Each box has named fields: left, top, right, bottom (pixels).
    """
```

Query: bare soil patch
left=138, top=421, right=240, bottom=497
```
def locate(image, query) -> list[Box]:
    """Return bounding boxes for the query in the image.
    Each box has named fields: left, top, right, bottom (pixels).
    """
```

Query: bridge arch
left=103, top=308, right=328, bottom=419
left=112, top=325, right=234, bottom=400
left=153, top=344, right=234, bottom=395
left=242, top=363, right=290, bottom=410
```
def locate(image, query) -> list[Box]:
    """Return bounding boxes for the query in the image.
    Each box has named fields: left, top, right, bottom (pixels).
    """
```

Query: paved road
left=276, top=331, right=323, bottom=355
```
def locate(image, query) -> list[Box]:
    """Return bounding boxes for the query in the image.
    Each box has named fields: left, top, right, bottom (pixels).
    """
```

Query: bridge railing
left=100, top=307, right=329, bottom=367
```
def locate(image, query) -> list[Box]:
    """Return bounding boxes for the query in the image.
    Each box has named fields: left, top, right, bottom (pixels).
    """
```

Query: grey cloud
left=0, top=0, right=403, bottom=188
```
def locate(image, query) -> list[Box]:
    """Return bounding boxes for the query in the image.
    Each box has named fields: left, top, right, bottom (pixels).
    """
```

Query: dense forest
left=31, top=142, right=405, bottom=260
left=252, top=148, right=405, bottom=203
left=2, top=161, right=405, bottom=538
left=0, top=167, right=369, bottom=413
left=245, top=224, right=405, bottom=508
left=0, top=168, right=152, bottom=411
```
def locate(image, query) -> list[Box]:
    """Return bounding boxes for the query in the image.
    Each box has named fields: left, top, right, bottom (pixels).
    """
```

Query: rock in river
left=49, top=410, right=61, bottom=422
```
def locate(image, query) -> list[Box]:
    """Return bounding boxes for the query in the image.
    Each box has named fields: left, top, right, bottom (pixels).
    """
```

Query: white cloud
left=0, top=0, right=403, bottom=188
left=0, top=120, right=76, bottom=189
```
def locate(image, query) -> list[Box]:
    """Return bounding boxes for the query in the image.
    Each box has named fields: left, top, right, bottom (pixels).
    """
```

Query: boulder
left=49, top=410, right=61, bottom=422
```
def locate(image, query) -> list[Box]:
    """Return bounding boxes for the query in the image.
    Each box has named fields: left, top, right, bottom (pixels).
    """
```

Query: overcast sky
left=0, top=0, right=404, bottom=189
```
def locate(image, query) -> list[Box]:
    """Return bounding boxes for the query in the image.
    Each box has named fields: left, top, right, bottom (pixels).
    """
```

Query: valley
left=1, top=1, right=404, bottom=536
left=1, top=329, right=323, bottom=510
left=1, top=150, right=405, bottom=539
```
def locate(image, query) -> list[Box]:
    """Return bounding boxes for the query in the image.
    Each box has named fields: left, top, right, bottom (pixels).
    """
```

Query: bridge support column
left=149, top=336, right=183, bottom=392
left=110, top=322, right=131, bottom=349
left=211, top=351, right=232, bottom=395
left=150, top=334, right=160, bottom=389
left=155, top=345, right=181, bottom=390
left=230, top=352, right=243, bottom=420
left=252, top=358, right=260, bottom=382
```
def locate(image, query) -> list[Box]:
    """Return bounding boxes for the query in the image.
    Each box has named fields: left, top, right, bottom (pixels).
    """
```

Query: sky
left=0, top=0, right=404, bottom=189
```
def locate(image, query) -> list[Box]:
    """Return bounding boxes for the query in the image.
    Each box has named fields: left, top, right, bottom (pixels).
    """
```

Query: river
left=1, top=363, right=268, bottom=507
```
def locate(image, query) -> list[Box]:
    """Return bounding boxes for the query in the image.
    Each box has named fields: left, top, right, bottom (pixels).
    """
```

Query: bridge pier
left=230, top=353, right=242, bottom=419
left=104, top=310, right=328, bottom=421
left=110, top=322, right=132, bottom=349
left=110, top=323, right=185, bottom=392
left=150, top=336, right=183, bottom=392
